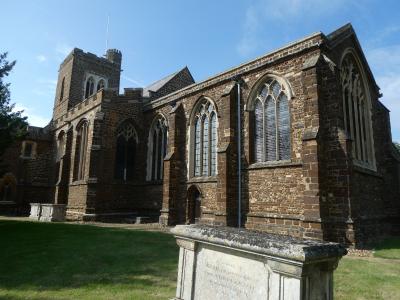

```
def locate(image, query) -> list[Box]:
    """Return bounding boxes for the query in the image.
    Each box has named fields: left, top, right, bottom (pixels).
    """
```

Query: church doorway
left=187, top=185, right=201, bottom=224
left=0, top=173, right=17, bottom=203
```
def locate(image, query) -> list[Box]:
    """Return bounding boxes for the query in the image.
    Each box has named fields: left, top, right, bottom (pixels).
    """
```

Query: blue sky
left=2, top=0, right=400, bottom=141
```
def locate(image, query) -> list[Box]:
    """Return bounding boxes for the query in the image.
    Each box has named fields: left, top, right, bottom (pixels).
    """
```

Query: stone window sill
left=353, top=164, right=382, bottom=178
left=247, top=160, right=302, bottom=170
left=70, top=180, right=87, bottom=186
left=187, top=176, right=218, bottom=183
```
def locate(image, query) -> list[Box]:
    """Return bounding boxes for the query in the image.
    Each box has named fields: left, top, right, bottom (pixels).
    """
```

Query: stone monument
left=171, top=225, right=346, bottom=300
left=29, top=203, right=66, bottom=222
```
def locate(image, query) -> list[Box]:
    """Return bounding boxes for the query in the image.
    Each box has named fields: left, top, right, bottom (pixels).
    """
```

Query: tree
left=394, top=142, right=400, bottom=152
left=0, top=52, right=27, bottom=158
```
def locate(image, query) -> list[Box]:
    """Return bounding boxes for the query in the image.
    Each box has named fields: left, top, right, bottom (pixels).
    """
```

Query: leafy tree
left=0, top=52, right=27, bottom=158
left=394, top=142, right=400, bottom=152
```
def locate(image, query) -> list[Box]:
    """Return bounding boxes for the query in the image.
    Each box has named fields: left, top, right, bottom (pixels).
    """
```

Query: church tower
left=52, top=48, right=122, bottom=120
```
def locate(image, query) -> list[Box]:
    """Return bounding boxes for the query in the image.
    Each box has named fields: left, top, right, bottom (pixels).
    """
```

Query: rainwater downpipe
left=236, top=80, right=242, bottom=228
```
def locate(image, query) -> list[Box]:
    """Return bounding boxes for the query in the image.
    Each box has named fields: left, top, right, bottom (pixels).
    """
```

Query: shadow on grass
left=0, top=220, right=179, bottom=293
left=373, top=238, right=400, bottom=259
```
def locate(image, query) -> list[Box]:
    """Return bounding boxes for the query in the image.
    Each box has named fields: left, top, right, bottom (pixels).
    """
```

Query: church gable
left=143, top=67, right=195, bottom=100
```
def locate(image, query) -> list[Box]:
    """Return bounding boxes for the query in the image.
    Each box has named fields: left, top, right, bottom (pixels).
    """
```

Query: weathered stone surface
left=29, top=203, right=66, bottom=222
left=172, top=225, right=346, bottom=300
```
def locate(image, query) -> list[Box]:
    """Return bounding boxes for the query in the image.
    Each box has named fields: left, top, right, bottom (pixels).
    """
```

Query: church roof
left=143, top=67, right=193, bottom=97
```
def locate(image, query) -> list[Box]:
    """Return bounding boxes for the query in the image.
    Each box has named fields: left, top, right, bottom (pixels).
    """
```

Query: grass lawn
left=0, top=220, right=178, bottom=300
left=335, top=238, right=400, bottom=300
left=0, top=219, right=399, bottom=300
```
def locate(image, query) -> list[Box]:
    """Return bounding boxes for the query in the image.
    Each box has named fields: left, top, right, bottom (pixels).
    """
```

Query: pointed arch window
left=115, top=122, right=137, bottom=181
left=74, top=121, right=89, bottom=181
left=252, top=79, right=290, bottom=162
left=97, top=79, right=105, bottom=92
left=147, top=116, right=168, bottom=181
left=60, top=77, right=65, bottom=101
left=192, top=99, right=218, bottom=177
left=341, top=54, right=374, bottom=168
left=85, top=77, right=95, bottom=99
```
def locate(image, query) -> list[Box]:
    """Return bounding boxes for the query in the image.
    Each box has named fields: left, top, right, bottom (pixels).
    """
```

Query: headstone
left=29, top=203, right=66, bottom=222
left=171, top=225, right=346, bottom=300
left=29, top=203, right=41, bottom=219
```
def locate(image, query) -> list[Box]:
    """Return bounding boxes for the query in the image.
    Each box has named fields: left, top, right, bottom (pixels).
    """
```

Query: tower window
left=85, top=77, right=95, bottom=99
left=21, top=141, right=36, bottom=159
left=60, top=77, right=65, bottom=101
left=97, top=79, right=105, bottom=92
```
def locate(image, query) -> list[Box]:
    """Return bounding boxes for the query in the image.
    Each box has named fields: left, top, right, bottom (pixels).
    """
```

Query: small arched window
left=341, top=53, right=374, bottom=167
left=252, top=78, right=290, bottom=162
left=97, top=79, right=105, bottom=92
left=57, top=131, right=66, bottom=162
left=147, top=116, right=168, bottom=181
left=60, top=77, right=65, bottom=101
left=74, top=121, right=89, bottom=181
left=115, top=122, right=138, bottom=181
left=85, top=77, right=95, bottom=99
left=192, top=99, right=218, bottom=177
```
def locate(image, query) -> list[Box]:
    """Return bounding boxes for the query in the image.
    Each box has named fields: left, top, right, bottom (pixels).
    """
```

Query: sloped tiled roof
left=143, top=67, right=192, bottom=97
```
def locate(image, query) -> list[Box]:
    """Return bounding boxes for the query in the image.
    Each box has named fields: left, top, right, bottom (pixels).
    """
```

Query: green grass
left=1, top=220, right=399, bottom=300
left=334, top=238, right=400, bottom=300
left=374, top=238, right=400, bottom=259
left=0, top=220, right=179, bottom=300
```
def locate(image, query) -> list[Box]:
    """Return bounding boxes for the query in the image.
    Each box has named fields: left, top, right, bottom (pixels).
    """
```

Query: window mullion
left=209, top=117, right=212, bottom=176
left=348, top=81, right=355, bottom=158
left=275, top=98, right=279, bottom=160
left=353, top=90, right=361, bottom=160
left=200, top=118, right=204, bottom=176
left=262, top=101, right=266, bottom=162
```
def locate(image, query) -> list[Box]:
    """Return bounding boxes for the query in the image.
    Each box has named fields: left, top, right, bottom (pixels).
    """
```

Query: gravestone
left=171, top=225, right=346, bottom=300
left=29, top=203, right=66, bottom=222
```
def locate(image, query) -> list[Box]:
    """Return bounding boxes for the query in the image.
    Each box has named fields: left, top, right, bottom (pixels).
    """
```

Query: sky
left=2, top=0, right=400, bottom=141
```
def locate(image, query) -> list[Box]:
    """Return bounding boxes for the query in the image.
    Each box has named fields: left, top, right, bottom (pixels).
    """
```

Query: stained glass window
left=252, top=79, right=290, bottom=162
left=193, top=99, right=218, bottom=177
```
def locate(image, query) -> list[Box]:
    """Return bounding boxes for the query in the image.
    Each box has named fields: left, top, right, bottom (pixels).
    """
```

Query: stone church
left=1, top=24, right=399, bottom=247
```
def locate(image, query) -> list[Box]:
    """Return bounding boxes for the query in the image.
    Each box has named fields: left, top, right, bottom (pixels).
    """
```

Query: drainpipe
left=236, top=79, right=242, bottom=228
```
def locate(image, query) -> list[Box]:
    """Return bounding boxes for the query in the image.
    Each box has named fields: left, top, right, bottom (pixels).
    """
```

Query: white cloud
left=13, top=104, right=50, bottom=127
left=121, top=75, right=143, bottom=86
left=36, top=55, right=47, bottom=62
left=237, top=0, right=349, bottom=56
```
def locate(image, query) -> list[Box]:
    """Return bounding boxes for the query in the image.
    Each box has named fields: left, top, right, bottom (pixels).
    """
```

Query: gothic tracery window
left=85, top=77, right=95, bottom=98
left=74, top=121, right=89, bottom=181
left=147, top=116, right=168, bottom=181
left=253, top=79, right=290, bottom=162
left=192, top=99, right=218, bottom=177
left=341, top=54, right=374, bottom=167
left=115, top=122, right=137, bottom=181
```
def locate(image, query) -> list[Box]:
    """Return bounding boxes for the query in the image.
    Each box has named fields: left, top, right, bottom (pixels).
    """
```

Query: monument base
left=171, top=225, right=346, bottom=300
left=29, top=203, right=66, bottom=222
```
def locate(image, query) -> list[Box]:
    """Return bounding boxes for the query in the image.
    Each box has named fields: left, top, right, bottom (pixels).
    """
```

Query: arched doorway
left=187, top=185, right=202, bottom=224
left=0, top=173, right=17, bottom=202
